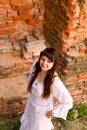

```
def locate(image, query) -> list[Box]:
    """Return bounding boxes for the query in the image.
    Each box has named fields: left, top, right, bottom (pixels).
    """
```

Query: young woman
left=19, top=47, right=73, bottom=130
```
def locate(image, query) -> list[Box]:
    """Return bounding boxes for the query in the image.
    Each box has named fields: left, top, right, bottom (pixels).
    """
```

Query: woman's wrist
left=46, top=110, right=54, bottom=119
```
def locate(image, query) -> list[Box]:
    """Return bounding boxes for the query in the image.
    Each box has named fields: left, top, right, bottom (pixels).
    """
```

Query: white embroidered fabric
left=19, top=60, right=73, bottom=130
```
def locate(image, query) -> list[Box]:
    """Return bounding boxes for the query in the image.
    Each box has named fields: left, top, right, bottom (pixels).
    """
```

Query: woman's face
left=39, top=56, right=54, bottom=72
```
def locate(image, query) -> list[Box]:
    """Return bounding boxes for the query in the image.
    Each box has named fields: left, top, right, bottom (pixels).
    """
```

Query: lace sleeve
left=51, top=77, right=73, bottom=120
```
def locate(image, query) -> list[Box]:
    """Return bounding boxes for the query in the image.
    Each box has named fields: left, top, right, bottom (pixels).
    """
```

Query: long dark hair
left=27, top=47, right=58, bottom=99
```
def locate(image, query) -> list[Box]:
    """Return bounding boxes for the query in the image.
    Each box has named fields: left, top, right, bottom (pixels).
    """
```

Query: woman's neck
left=40, top=70, right=47, bottom=76
left=37, top=71, right=47, bottom=83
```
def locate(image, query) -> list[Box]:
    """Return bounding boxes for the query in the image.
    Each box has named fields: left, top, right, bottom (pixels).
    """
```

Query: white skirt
left=19, top=99, right=54, bottom=130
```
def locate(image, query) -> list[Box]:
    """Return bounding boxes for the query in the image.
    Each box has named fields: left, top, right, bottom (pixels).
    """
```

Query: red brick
left=34, top=14, right=39, bottom=20
left=27, top=19, right=38, bottom=26
left=73, top=95, right=82, bottom=102
left=62, top=42, right=70, bottom=52
left=14, top=13, right=29, bottom=21
left=22, top=0, right=32, bottom=4
left=11, top=67, right=23, bottom=74
left=37, top=3, right=45, bottom=10
left=71, top=16, right=80, bottom=21
left=0, top=28, right=15, bottom=35
left=79, top=49, right=87, bottom=54
left=7, top=10, right=18, bottom=17
left=67, top=0, right=78, bottom=3
left=78, top=73, right=87, bottom=82
left=0, top=23, right=6, bottom=29
left=1, top=15, right=13, bottom=21
left=69, top=2, right=80, bottom=10
left=6, top=21, right=17, bottom=27
left=0, top=4, right=11, bottom=10
left=10, top=32, right=20, bottom=41
left=22, top=67, right=30, bottom=72
left=21, top=98, right=27, bottom=105
left=71, top=89, right=83, bottom=96
left=15, top=62, right=23, bottom=68
left=27, top=15, right=33, bottom=21
left=11, top=51, right=21, bottom=57
left=0, top=10, right=7, bottom=18
left=12, top=4, right=33, bottom=10
left=36, top=0, right=44, bottom=3
left=11, top=0, right=22, bottom=5
left=66, top=75, right=78, bottom=83
left=18, top=9, right=29, bottom=15
left=0, top=0, right=10, bottom=4
left=67, top=27, right=77, bottom=31
left=23, top=61, right=33, bottom=66
left=82, top=95, right=87, bottom=102
left=33, top=55, right=39, bottom=60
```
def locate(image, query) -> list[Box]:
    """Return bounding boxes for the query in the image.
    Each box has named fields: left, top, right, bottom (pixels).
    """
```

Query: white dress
left=19, top=60, right=73, bottom=130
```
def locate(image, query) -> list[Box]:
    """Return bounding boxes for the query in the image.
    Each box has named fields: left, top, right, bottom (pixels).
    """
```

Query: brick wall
left=0, top=0, right=45, bottom=41
left=43, top=0, right=87, bottom=103
left=0, top=0, right=87, bottom=116
left=0, top=34, right=46, bottom=116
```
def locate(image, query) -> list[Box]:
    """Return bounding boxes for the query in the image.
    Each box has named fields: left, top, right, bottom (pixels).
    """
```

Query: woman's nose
left=43, top=61, right=47, bottom=65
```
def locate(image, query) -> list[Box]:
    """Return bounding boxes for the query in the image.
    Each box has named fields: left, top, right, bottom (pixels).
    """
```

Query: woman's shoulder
left=52, top=72, right=60, bottom=83
left=53, top=72, right=58, bottom=77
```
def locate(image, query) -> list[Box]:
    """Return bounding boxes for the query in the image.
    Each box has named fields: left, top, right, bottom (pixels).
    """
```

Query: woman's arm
left=51, top=77, right=73, bottom=120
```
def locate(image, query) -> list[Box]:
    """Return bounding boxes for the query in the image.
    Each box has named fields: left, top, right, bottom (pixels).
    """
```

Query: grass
left=0, top=114, right=21, bottom=130
left=0, top=103, right=87, bottom=130
left=67, top=103, right=87, bottom=120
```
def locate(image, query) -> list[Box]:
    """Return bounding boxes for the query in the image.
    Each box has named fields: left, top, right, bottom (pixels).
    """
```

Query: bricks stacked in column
left=0, top=0, right=44, bottom=41
left=43, top=0, right=81, bottom=51
left=43, top=0, right=87, bottom=103
left=58, top=41, right=87, bottom=103
left=43, top=0, right=66, bottom=52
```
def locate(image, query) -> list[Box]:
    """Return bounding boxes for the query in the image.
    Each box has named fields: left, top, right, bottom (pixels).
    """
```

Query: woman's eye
left=41, top=58, right=44, bottom=61
left=47, top=60, right=51, bottom=63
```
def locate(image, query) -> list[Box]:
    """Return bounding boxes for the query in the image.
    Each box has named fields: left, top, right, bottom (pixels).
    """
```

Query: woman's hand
left=46, top=110, right=54, bottom=119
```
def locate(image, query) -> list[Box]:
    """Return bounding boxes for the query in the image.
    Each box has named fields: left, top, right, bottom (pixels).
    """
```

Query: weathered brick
left=6, top=21, right=17, bottom=28
left=67, top=27, right=77, bottom=32
left=12, top=4, right=33, bottom=10
left=78, top=73, right=87, bottom=81
left=22, top=66, right=30, bottom=72
left=0, top=22, right=6, bottom=29
left=0, top=0, right=10, bottom=4
left=66, top=75, right=78, bottom=83
left=71, top=89, right=83, bottom=96
left=0, top=10, right=7, bottom=18
left=0, top=4, right=11, bottom=10
left=27, top=19, right=38, bottom=26
left=69, top=2, right=80, bottom=10
left=23, top=0, right=33, bottom=4
left=11, top=0, right=22, bottom=5
left=7, top=10, right=18, bottom=17
left=0, top=28, right=15, bottom=35
left=14, top=12, right=29, bottom=21
left=79, top=49, right=87, bottom=54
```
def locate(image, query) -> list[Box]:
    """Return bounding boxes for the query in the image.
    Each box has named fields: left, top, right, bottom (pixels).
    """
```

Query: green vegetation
left=67, top=103, right=87, bottom=120
left=0, top=103, right=87, bottom=130
left=0, top=114, right=21, bottom=130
